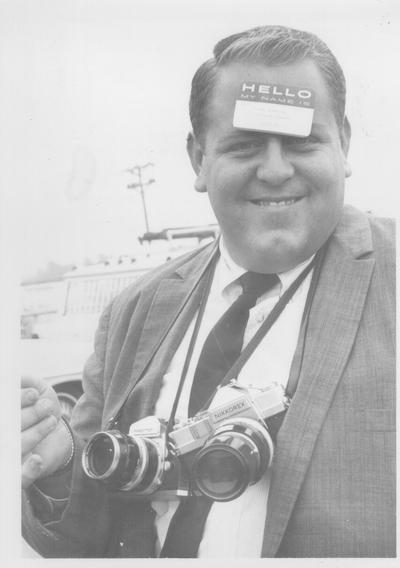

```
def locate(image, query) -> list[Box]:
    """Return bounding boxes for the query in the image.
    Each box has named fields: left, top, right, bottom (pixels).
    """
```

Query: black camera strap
left=165, top=254, right=218, bottom=437
left=166, top=240, right=328, bottom=437
left=196, top=252, right=318, bottom=414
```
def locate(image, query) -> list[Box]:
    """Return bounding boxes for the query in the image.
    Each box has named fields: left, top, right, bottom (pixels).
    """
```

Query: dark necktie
left=160, top=271, right=279, bottom=558
left=188, top=271, right=280, bottom=417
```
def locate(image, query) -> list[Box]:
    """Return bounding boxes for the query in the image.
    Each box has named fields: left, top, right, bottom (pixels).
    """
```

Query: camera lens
left=192, top=446, right=247, bottom=500
left=82, top=430, right=142, bottom=489
left=88, top=433, right=117, bottom=477
left=191, top=418, right=273, bottom=501
left=82, top=430, right=166, bottom=494
left=129, top=438, right=162, bottom=494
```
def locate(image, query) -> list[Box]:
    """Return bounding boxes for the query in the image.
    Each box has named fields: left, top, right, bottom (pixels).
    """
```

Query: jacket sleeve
left=22, top=304, right=114, bottom=557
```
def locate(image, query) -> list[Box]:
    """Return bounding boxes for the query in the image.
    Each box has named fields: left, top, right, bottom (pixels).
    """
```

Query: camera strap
left=166, top=238, right=329, bottom=435
left=166, top=253, right=219, bottom=437
left=209, top=241, right=327, bottom=398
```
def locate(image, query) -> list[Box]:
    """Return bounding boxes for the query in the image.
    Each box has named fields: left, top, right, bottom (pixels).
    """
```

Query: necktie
left=188, top=271, right=280, bottom=417
left=160, top=271, right=279, bottom=558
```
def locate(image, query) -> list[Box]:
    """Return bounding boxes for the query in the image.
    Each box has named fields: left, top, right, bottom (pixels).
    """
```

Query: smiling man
left=188, top=58, right=351, bottom=273
left=21, top=26, right=395, bottom=558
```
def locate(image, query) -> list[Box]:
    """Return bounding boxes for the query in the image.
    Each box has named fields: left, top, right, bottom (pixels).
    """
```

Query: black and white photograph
left=0, top=0, right=397, bottom=561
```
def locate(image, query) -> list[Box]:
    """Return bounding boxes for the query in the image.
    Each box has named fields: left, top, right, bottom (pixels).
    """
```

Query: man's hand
left=21, top=376, right=73, bottom=489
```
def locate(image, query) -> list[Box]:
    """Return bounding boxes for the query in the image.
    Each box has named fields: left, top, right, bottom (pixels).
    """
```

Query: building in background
left=21, top=226, right=218, bottom=417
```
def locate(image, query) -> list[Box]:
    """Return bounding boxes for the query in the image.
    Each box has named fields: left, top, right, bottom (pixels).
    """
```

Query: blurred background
left=3, top=0, right=399, bottom=280
left=0, top=0, right=398, bottom=558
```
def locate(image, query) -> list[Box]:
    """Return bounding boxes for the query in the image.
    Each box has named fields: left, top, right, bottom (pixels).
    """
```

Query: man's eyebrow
left=219, top=130, right=263, bottom=142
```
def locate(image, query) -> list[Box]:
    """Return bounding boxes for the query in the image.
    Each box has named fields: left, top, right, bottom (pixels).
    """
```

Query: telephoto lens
left=190, top=418, right=274, bottom=501
left=82, top=430, right=164, bottom=493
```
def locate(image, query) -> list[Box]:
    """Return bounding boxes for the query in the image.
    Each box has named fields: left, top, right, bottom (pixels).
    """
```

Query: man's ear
left=341, top=116, right=352, bottom=178
left=186, top=132, right=207, bottom=193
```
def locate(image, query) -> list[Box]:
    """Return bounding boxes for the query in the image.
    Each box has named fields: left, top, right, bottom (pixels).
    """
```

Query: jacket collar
left=104, top=241, right=219, bottom=427
left=261, top=205, right=376, bottom=556
left=333, top=204, right=373, bottom=258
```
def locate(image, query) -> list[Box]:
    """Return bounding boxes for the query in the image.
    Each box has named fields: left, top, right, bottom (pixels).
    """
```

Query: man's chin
left=228, top=235, right=310, bottom=273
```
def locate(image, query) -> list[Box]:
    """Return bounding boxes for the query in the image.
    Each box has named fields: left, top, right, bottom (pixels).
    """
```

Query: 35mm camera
left=82, top=381, right=289, bottom=502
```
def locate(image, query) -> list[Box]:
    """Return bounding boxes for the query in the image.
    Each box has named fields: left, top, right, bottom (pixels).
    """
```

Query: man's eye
left=285, top=135, right=319, bottom=148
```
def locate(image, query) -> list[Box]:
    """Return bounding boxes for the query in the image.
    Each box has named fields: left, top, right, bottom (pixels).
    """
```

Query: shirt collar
left=217, top=236, right=315, bottom=297
left=218, top=237, right=247, bottom=292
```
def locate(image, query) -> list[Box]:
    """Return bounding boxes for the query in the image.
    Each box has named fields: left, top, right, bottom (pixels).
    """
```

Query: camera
left=82, top=380, right=289, bottom=502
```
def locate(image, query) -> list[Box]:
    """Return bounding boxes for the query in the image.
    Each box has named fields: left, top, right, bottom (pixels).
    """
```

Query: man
left=21, top=25, right=395, bottom=557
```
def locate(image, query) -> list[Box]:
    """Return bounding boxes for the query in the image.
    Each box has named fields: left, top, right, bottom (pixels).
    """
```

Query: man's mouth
left=250, top=197, right=303, bottom=207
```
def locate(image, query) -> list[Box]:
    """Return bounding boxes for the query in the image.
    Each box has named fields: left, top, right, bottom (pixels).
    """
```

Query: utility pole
left=126, top=162, right=155, bottom=233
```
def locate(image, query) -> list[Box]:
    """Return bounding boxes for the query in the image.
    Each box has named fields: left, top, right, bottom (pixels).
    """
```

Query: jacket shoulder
left=367, top=214, right=395, bottom=258
left=366, top=214, right=395, bottom=303
left=107, top=242, right=215, bottom=322
left=337, top=205, right=395, bottom=263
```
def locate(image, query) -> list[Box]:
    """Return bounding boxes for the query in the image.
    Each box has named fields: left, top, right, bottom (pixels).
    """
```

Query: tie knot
left=239, top=271, right=279, bottom=305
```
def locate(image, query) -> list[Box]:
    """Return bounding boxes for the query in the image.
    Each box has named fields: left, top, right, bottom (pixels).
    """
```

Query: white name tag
left=233, top=82, right=315, bottom=137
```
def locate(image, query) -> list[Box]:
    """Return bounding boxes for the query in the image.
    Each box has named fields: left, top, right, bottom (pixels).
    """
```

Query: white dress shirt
left=151, top=240, right=314, bottom=557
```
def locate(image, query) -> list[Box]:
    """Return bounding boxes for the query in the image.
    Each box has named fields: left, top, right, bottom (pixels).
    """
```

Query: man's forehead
left=204, top=60, right=336, bottom=137
left=233, top=80, right=315, bottom=137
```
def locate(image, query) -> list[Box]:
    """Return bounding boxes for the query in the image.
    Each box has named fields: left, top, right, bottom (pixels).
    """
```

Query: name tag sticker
left=233, top=82, right=315, bottom=137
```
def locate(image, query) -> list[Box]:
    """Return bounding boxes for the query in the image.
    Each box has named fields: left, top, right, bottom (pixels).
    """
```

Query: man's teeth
left=255, top=198, right=297, bottom=207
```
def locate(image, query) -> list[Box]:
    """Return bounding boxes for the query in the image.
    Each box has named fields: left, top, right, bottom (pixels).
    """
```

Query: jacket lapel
left=104, top=242, right=218, bottom=426
left=261, top=207, right=375, bottom=556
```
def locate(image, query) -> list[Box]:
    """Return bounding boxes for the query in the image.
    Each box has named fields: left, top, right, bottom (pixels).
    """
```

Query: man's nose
left=255, top=137, right=294, bottom=186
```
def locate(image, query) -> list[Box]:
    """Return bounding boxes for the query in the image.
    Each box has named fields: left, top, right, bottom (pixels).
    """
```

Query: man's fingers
left=21, top=376, right=46, bottom=393
left=21, top=397, right=57, bottom=430
left=21, top=415, right=58, bottom=457
left=21, top=454, right=43, bottom=489
left=21, top=388, right=39, bottom=409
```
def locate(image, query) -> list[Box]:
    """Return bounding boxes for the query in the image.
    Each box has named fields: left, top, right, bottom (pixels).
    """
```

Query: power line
left=126, top=163, right=155, bottom=233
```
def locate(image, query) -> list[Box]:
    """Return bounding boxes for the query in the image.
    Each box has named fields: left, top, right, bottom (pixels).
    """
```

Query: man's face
left=188, top=60, right=351, bottom=273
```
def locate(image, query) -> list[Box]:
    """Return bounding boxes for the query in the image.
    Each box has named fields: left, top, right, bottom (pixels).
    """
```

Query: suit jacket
left=22, top=205, right=396, bottom=557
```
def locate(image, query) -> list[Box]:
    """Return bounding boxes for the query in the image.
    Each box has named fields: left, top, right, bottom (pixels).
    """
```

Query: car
left=22, top=339, right=91, bottom=419
left=22, top=227, right=219, bottom=417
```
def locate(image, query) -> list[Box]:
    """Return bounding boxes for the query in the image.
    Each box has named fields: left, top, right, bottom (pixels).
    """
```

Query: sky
left=1, top=0, right=399, bottom=280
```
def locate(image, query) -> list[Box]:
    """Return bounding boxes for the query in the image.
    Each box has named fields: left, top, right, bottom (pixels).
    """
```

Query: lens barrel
left=82, top=430, right=165, bottom=493
left=191, top=418, right=273, bottom=501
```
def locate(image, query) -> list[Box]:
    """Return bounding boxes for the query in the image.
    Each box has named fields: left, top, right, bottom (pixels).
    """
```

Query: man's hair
left=189, top=25, right=346, bottom=142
